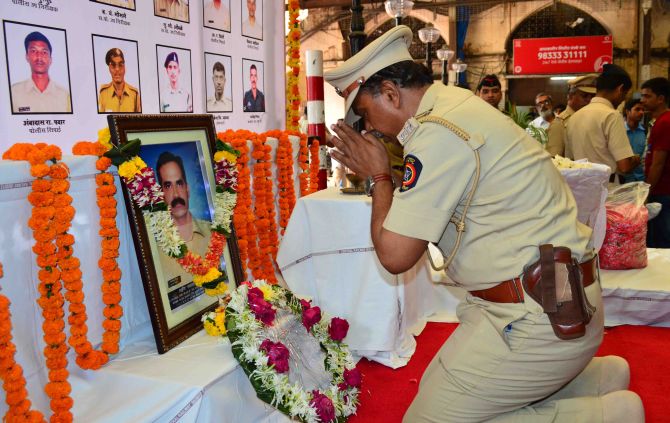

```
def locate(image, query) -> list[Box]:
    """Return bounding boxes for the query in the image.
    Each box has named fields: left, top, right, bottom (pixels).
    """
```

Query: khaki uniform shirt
left=11, top=79, right=71, bottom=113
left=155, top=0, right=189, bottom=21
left=161, top=85, right=192, bottom=112
left=545, top=106, right=575, bottom=157
left=384, top=84, right=591, bottom=288
left=565, top=97, right=634, bottom=174
left=98, top=82, right=141, bottom=113
left=206, top=96, right=232, bottom=112
left=101, top=0, right=135, bottom=7
left=158, top=218, right=212, bottom=294
left=204, top=2, right=230, bottom=31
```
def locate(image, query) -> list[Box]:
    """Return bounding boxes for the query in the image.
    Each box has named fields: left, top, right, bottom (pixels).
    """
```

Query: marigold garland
left=286, top=0, right=302, bottom=132
left=274, top=131, right=296, bottom=236
left=309, top=140, right=320, bottom=194
left=3, top=143, right=74, bottom=422
left=0, top=262, right=47, bottom=423
left=296, top=133, right=310, bottom=197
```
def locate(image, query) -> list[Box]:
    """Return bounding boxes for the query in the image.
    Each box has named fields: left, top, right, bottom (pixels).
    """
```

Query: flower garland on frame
left=286, top=0, right=302, bottom=132
left=264, top=130, right=296, bottom=238
left=3, top=143, right=74, bottom=421
left=0, top=262, right=46, bottom=423
left=309, top=140, right=320, bottom=194
left=106, top=136, right=239, bottom=296
left=225, top=280, right=361, bottom=423
left=296, top=132, right=310, bottom=197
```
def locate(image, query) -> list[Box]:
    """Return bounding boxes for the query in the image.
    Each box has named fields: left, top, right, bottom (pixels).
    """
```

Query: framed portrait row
left=90, top=0, right=264, bottom=41
left=3, top=20, right=266, bottom=115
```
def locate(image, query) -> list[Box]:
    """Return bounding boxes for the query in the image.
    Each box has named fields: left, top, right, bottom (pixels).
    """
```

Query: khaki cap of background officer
left=569, top=73, right=598, bottom=94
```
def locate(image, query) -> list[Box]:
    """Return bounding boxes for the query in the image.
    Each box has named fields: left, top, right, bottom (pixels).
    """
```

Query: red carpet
left=350, top=323, right=670, bottom=422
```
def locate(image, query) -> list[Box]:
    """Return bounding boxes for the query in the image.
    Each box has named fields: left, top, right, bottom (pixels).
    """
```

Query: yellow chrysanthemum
left=118, top=159, right=141, bottom=179
left=259, top=285, right=275, bottom=301
left=204, top=282, right=228, bottom=297
left=133, top=156, right=147, bottom=169
left=98, top=127, right=112, bottom=150
left=214, top=150, right=237, bottom=164
left=194, top=267, right=222, bottom=286
left=203, top=319, right=223, bottom=336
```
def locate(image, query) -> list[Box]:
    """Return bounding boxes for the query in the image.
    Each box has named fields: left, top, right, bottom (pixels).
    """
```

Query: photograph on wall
left=154, top=0, right=190, bottom=23
left=203, top=0, right=231, bottom=32
left=90, top=0, right=137, bottom=10
left=107, top=114, right=243, bottom=353
left=92, top=35, right=142, bottom=114
left=241, top=0, right=262, bottom=40
left=3, top=21, right=73, bottom=114
left=156, top=45, right=193, bottom=113
left=204, top=53, right=233, bottom=113
left=242, top=58, right=264, bottom=112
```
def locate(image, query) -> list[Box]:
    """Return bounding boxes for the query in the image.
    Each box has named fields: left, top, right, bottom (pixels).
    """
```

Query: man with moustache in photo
left=155, top=152, right=212, bottom=309
left=206, top=61, right=232, bottom=112
left=243, top=63, right=265, bottom=112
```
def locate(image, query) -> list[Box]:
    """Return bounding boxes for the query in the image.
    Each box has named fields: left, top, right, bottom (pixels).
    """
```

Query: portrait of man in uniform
left=242, top=60, right=265, bottom=112
left=241, top=0, right=262, bottom=40
left=205, top=54, right=232, bottom=113
left=90, top=0, right=136, bottom=10
left=157, top=47, right=193, bottom=113
left=4, top=22, right=72, bottom=114
left=203, top=0, right=230, bottom=32
left=154, top=0, right=190, bottom=22
left=97, top=48, right=141, bottom=113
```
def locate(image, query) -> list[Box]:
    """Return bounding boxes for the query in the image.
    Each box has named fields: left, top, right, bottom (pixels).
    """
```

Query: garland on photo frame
left=225, top=280, right=361, bottom=423
left=105, top=136, right=240, bottom=296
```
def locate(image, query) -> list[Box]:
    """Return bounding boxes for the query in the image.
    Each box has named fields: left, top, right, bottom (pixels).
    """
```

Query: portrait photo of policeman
left=154, top=0, right=190, bottom=23
left=241, top=0, right=262, bottom=40
left=242, top=59, right=265, bottom=112
left=205, top=53, right=232, bottom=113
left=90, top=0, right=136, bottom=10
left=157, top=46, right=193, bottom=113
left=203, top=0, right=230, bottom=32
left=93, top=35, right=141, bottom=113
left=4, top=21, right=72, bottom=114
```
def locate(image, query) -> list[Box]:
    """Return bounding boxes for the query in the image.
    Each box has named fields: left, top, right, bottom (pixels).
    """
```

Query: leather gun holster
left=522, top=245, right=596, bottom=340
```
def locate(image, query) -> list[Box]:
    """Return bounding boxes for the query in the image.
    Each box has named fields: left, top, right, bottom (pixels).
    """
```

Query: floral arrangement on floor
left=225, top=280, right=361, bottom=422
left=105, top=137, right=240, bottom=296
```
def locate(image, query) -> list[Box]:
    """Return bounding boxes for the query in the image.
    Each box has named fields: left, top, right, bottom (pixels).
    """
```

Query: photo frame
left=92, top=34, right=142, bottom=114
left=242, top=58, right=265, bottom=113
left=204, top=52, right=233, bottom=113
left=90, top=0, right=137, bottom=10
left=157, top=45, right=194, bottom=113
left=107, top=114, right=244, bottom=353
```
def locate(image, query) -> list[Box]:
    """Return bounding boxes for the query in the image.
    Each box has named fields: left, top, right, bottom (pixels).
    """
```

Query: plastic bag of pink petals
left=599, top=182, right=650, bottom=270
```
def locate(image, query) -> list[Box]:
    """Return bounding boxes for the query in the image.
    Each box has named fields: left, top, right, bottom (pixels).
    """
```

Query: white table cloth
left=276, top=188, right=461, bottom=368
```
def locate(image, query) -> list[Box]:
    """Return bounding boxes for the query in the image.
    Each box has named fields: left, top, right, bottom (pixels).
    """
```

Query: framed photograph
left=204, top=52, right=233, bottom=113
left=241, top=0, right=262, bottom=40
left=154, top=0, right=190, bottom=23
left=156, top=45, right=193, bottom=113
left=242, top=58, right=265, bottom=112
left=90, top=0, right=136, bottom=10
left=3, top=20, right=73, bottom=114
left=107, top=114, right=244, bottom=353
left=203, top=0, right=231, bottom=32
left=92, top=34, right=142, bottom=114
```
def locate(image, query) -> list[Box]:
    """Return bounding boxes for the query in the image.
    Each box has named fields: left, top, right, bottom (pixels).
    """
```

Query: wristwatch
left=365, top=173, right=394, bottom=197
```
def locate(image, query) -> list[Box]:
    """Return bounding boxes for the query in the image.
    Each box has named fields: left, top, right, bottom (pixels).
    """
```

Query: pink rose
left=343, top=368, right=362, bottom=388
left=260, top=339, right=290, bottom=373
left=299, top=298, right=311, bottom=310
left=302, top=306, right=321, bottom=331
left=310, top=390, right=335, bottom=422
left=328, top=317, right=349, bottom=341
left=249, top=301, right=276, bottom=326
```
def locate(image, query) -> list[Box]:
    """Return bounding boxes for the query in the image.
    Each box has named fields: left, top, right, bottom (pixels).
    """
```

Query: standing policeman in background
left=325, top=26, right=643, bottom=423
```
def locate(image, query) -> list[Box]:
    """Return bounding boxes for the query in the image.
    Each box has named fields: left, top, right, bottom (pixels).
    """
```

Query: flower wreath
left=105, top=137, right=240, bottom=295
left=225, top=280, right=361, bottom=422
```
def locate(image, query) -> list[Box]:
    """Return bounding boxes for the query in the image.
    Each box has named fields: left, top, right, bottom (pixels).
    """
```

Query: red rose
left=328, top=317, right=349, bottom=342
left=343, top=368, right=362, bottom=388
left=310, top=390, right=335, bottom=422
left=260, top=339, right=290, bottom=373
left=299, top=298, right=311, bottom=310
left=302, top=306, right=321, bottom=331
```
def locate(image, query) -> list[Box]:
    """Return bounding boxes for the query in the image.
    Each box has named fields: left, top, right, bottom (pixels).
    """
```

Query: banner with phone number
left=513, top=35, right=613, bottom=75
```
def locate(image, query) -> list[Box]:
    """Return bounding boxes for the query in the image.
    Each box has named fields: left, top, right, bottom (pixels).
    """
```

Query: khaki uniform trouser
left=404, top=281, right=605, bottom=423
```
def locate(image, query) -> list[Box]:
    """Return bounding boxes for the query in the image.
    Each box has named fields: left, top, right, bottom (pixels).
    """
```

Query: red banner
left=513, top=35, right=613, bottom=75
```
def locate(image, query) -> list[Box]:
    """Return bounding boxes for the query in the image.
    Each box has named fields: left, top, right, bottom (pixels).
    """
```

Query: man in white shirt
left=160, top=52, right=192, bottom=113
left=528, top=92, right=555, bottom=131
left=11, top=31, right=71, bottom=113
left=203, top=0, right=230, bottom=32
left=206, top=61, right=232, bottom=112
left=241, top=0, right=262, bottom=39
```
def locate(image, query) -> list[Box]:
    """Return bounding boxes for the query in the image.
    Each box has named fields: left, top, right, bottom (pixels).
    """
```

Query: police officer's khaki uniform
left=206, top=96, right=232, bottom=112
left=11, top=79, right=71, bottom=113
left=100, top=0, right=135, bottom=7
left=155, top=0, right=188, bottom=21
left=565, top=97, right=634, bottom=174
left=161, top=86, right=192, bottom=112
left=386, top=84, right=603, bottom=422
left=545, top=105, right=575, bottom=156
left=98, top=82, right=140, bottom=113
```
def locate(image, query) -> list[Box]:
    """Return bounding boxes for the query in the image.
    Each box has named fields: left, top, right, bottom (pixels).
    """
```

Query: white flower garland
left=226, top=280, right=360, bottom=422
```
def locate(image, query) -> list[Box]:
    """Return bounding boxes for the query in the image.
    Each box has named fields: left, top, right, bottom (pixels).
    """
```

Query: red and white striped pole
left=305, top=50, right=328, bottom=190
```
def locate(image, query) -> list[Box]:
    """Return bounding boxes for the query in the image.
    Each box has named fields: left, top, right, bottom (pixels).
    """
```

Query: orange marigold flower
left=68, top=313, right=87, bottom=326
left=100, top=217, right=117, bottom=229
left=102, top=239, right=120, bottom=250
left=56, top=235, right=75, bottom=248
left=100, top=208, right=116, bottom=218
left=99, top=227, right=120, bottom=238
left=103, top=305, right=123, bottom=319
left=44, top=381, right=72, bottom=397
left=96, top=173, right=115, bottom=185
left=63, top=280, right=83, bottom=292
left=98, top=258, right=117, bottom=271
left=102, top=248, right=119, bottom=258
left=102, top=319, right=122, bottom=331
left=45, top=357, right=67, bottom=369
left=96, top=185, right=116, bottom=197
left=27, top=191, right=54, bottom=206
left=68, top=303, right=86, bottom=314
left=43, top=319, right=65, bottom=333
left=44, top=332, right=67, bottom=346
left=102, top=268, right=121, bottom=281
left=49, top=163, right=69, bottom=179
left=101, top=342, right=119, bottom=355
left=103, top=293, right=122, bottom=305
left=64, top=291, right=85, bottom=304
left=50, top=179, right=70, bottom=194
left=52, top=195, right=73, bottom=208
left=50, top=397, right=74, bottom=411
left=96, top=156, right=112, bottom=171
left=102, top=332, right=120, bottom=343
left=31, top=179, right=51, bottom=192
left=30, top=164, right=50, bottom=178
